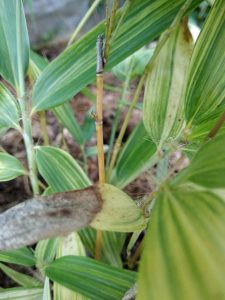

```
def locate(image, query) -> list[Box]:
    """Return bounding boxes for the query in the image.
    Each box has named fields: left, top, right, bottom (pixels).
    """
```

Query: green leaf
left=79, top=228, right=125, bottom=267
left=53, top=103, right=85, bottom=146
left=91, top=184, right=146, bottom=232
left=0, top=0, right=29, bottom=94
left=35, top=238, right=59, bottom=267
left=0, top=287, right=43, bottom=299
left=174, top=135, right=225, bottom=188
left=54, top=233, right=87, bottom=300
left=0, top=247, right=36, bottom=266
left=29, top=51, right=84, bottom=146
left=35, top=146, right=91, bottom=192
left=43, top=278, right=51, bottom=300
left=137, top=187, right=225, bottom=300
left=112, top=48, right=154, bottom=81
left=45, top=256, right=136, bottom=300
left=32, top=0, right=202, bottom=111
left=111, top=121, right=157, bottom=188
left=0, top=83, right=20, bottom=132
left=185, top=0, right=225, bottom=125
left=143, top=19, right=193, bottom=146
left=0, top=263, right=41, bottom=287
left=0, top=152, right=25, bottom=181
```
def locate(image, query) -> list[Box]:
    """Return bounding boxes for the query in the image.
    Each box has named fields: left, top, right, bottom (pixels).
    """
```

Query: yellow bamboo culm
left=96, top=74, right=105, bottom=184
left=95, top=34, right=105, bottom=260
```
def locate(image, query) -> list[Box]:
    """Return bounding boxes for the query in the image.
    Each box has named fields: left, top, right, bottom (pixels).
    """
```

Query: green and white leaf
left=0, top=287, right=43, bottom=299
left=0, top=152, right=26, bottom=181
left=29, top=51, right=84, bottom=145
left=35, top=146, right=91, bottom=193
left=175, top=134, right=225, bottom=189
left=54, top=233, right=87, bottom=300
left=43, top=278, right=51, bottom=300
left=112, top=48, right=154, bottom=81
left=138, top=187, right=225, bottom=300
left=0, top=0, right=29, bottom=95
left=79, top=228, right=125, bottom=267
left=35, top=238, right=59, bottom=268
left=0, top=247, right=36, bottom=266
left=111, top=121, right=157, bottom=188
left=91, top=184, right=146, bottom=232
left=143, top=19, right=193, bottom=147
left=32, top=0, right=202, bottom=111
left=45, top=256, right=136, bottom=300
left=185, top=0, right=225, bottom=125
left=0, top=262, right=41, bottom=287
left=0, top=83, right=20, bottom=131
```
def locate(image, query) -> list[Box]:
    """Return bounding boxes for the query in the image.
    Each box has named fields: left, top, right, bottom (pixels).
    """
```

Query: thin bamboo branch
left=206, top=110, right=225, bottom=140
left=67, top=0, right=102, bottom=46
left=95, top=34, right=105, bottom=260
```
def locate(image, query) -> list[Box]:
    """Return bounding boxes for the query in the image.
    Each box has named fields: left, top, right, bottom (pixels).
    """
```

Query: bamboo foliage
left=143, top=19, right=193, bottom=147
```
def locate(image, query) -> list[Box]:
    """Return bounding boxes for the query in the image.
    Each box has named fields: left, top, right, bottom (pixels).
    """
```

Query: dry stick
left=95, top=34, right=105, bottom=260
left=39, top=111, right=49, bottom=146
left=107, top=0, right=194, bottom=178
left=206, top=110, right=225, bottom=140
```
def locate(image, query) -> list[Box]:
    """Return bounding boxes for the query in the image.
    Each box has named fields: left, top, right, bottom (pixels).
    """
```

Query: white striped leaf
left=111, top=121, right=157, bottom=188
left=0, top=0, right=29, bottom=94
left=143, top=19, right=193, bottom=147
left=185, top=0, right=225, bottom=125
left=0, top=247, right=36, bottom=266
left=0, top=263, right=41, bottom=287
left=0, top=287, right=43, bottom=299
left=138, top=187, right=225, bottom=300
left=0, top=152, right=25, bottom=181
left=45, top=256, right=136, bottom=300
left=31, top=0, right=202, bottom=111
left=35, top=146, right=91, bottom=192
left=0, top=83, right=20, bottom=132
left=54, top=232, right=87, bottom=300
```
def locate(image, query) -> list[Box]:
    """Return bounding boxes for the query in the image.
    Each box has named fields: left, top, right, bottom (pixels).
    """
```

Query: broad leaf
left=0, top=152, right=25, bottom=181
left=35, top=238, right=59, bottom=267
left=0, top=287, right=43, bottom=299
left=29, top=51, right=84, bottom=145
left=0, top=0, right=29, bottom=94
left=138, top=187, right=225, bottom=300
left=35, top=146, right=91, bottom=192
left=45, top=256, right=136, bottom=300
left=0, top=247, right=36, bottom=266
left=174, top=134, right=225, bottom=188
left=111, top=121, right=157, bottom=188
left=143, top=19, right=193, bottom=146
left=32, top=0, right=201, bottom=111
left=185, top=0, right=225, bottom=125
left=0, top=83, right=20, bottom=132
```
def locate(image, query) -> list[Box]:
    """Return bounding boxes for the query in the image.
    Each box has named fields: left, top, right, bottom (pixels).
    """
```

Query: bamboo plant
left=0, top=0, right=225, bottom=299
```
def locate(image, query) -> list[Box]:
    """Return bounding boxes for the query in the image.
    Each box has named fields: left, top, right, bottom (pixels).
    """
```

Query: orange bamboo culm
left=95, top=34, right=105, bottom=260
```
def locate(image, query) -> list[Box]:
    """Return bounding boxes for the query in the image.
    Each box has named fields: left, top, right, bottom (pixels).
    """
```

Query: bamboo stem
left=67, top=0, right=102, bottom=46
left=206, top=110, right=225, bottom=140
left=19, top=97, right=39, bottom=195
left=95, top=34, right=105, bottom=260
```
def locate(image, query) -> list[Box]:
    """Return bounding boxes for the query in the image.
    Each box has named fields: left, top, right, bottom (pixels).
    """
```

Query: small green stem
left=67, top=0, right=102, bottom=46
left=108, top=74, right=146, bottom=179
left=106, top=65, right=132, bottom=170
left=19, top=98, right=39, bottom=195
